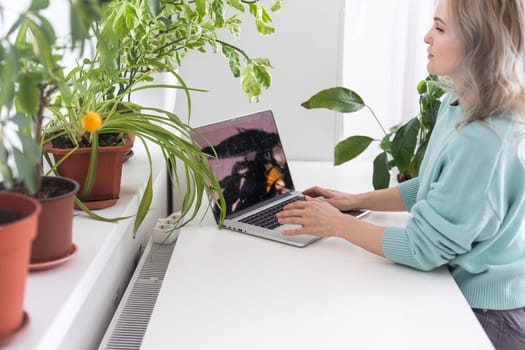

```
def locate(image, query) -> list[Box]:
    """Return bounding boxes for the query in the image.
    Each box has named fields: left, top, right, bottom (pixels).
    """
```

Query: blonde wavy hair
left=447, top=0, right=525, bottom=123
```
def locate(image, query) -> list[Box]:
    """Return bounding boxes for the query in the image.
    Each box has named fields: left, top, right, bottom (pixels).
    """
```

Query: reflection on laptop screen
left=192, top=111, right=295, bottom=218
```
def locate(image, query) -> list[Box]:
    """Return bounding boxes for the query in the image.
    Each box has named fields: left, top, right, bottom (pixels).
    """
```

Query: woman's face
left=423, top=0, right=465, bottom=80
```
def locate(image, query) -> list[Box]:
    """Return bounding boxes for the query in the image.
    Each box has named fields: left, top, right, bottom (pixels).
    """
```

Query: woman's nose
left=424, top=29, right=432, bottom=45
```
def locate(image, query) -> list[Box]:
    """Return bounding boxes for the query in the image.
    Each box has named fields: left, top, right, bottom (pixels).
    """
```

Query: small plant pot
left=31, top=176, right=80, bottom=267
left=0, top=192, right=41, bottom=344
left=44, top=136, right=132, bottom=209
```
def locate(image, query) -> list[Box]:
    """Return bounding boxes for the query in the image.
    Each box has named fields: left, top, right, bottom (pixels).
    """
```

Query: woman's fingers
left=303, top=186, right=330, bottom=197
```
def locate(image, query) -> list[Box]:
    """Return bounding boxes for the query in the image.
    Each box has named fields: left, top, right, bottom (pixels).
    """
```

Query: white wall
left=3, top=0, right=435, bottom=165
left=174, top=0, right=347, bottom=161
left=173, top=0, right=435, bottom=163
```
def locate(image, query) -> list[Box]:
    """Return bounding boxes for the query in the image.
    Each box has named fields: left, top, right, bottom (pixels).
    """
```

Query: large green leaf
left=241, top=65, right=261, bottom=102
left=195, top=0, right=207, bottom=19
left=19, top=130, right=40, bottom=163
left=391, top=117, right=419, bottom=171
left=252, top=62, right=271, bottom=89
left=409, top=138, right=429, bottom=178
left=227, top=0, right=245, bottom=12
left=372, top=152, right=390, bottom=190
left=0, top=44, right=19, bottom=109
left=24, top=18, right=57, bottom=79
left=212, top=0, right=226, bottom=27
left=222, top=45, right=241, bottom=77
left=15, top=72, right=41, bottom=116
left=249, top=3, right=275, bottom=35
left=302, top=87, right=365, bottom=113
left=113, top=3, right=138, bottom=39
left=29, top=0, right=50, bottom=11
left=12, top=147, right=39, bottom=194
left=69, top=0, right=101, bottom=48
left=334, top=135, right=374, bottom=166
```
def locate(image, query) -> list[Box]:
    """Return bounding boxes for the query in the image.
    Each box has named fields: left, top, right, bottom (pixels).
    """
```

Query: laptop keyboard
left=239, top=196, right=303, bottom=230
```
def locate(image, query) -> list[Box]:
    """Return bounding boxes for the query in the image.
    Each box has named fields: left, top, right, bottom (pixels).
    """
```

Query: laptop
left=191, top=110, right=366, bottom=247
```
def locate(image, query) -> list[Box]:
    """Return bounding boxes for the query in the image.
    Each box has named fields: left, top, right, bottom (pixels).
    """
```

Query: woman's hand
left=276, top=195, right=352, bottom=237
left=277, top=194, right=387, bottom=257
left=305, top=185, right=407, bottom=212
left=302, top=186, right=360, bottom=212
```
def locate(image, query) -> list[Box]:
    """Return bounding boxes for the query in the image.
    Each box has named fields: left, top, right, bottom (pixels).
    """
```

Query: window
left=342, top=0, right=435, bottom=162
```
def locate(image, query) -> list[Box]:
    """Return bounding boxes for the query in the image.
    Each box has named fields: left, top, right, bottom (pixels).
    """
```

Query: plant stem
left=366, top=105, right=388, bottom=136
left=216, top=39, right=251, bottom=61
left=33, top=83, right=56, bottom=194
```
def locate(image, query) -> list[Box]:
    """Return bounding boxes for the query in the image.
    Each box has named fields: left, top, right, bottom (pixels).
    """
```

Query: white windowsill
left=5, top=140, right=168, bottom=350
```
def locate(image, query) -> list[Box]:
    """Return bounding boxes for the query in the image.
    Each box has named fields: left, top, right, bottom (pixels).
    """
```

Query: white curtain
left=342, top=0, right=435, bottom=162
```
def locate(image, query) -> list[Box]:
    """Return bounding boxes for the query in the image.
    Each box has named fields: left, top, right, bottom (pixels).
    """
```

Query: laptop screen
left=191, top=110, right=295, bottom=219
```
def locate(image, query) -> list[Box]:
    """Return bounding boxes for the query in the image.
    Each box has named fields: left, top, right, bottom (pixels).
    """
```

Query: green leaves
left=334, top=136, right=373, bottom=166
left=391, top=117, right=419, bottom=172
left=69, top=0, right=101, bottom=48
left=29, top=0, right=50, bottom=11
left=0, top=0, right=59, bottom=194
left=227, top=0, right=245, bottom=12
left=1, top=0, right=280, bottom=233
left=249, top=3, right=275, bottom=35
left=271, top=0, right=282, bottom=12
left=196, top=0, right=207, bottom=18
left=222, top=45, right=241, bottom=77
left=302, top=87, right=365, bottom=113
left=105, top=2, right=139, bottom=39
left=373, top=152, right=390, bottom=190
left=0, top=43, right=19, bottom=110
left=241, top=58, right=272, bottom=102
left=0, top=113, right=41, bottom=194
left=301, top=76, right=445, bottom=189
left=15, top=72, right=41, bottom=116
left=242, top=66, right=261, bottom=102
left=13, top=133, right=40, bottom=194
left=211, top=0, right=226, bottom=27
left=94, top=0, right=278, bottom=103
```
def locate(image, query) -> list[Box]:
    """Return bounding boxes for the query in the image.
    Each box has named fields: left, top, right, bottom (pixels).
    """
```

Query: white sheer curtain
left=342, top=0, right=435, bottom=162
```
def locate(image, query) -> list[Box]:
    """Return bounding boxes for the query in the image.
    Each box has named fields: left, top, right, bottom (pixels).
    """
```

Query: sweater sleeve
left=382, top=123, right=503, bottom=271
left=397, top=177, right=419, bottom=211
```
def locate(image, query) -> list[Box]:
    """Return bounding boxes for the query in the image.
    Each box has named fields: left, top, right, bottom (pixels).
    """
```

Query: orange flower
left=81, top=111, right=102, bottom=132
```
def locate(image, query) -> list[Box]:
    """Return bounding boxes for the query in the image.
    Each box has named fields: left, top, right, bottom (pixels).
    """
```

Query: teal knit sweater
left=382, top=93, right=525, bottom=310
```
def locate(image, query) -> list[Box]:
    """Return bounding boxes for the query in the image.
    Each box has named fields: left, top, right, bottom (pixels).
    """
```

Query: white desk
left=5, top=141, right=168, bottom=350
left=141, top=161, right=493, bottom=350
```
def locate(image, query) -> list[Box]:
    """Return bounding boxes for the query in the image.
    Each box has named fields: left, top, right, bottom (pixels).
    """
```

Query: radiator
left=97, top=236, right=176, bottom=350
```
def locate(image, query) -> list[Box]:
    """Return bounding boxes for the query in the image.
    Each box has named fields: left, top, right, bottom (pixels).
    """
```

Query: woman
left=277, top=0, right=525, bottom=348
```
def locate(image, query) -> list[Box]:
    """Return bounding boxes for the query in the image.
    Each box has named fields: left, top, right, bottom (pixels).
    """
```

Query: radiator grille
left=99, top=240, right=176, bottom=350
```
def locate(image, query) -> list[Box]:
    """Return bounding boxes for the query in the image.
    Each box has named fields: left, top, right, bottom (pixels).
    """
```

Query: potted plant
left=40, top=0, right=282, bottom=235
left=0, top=0, right=104, bottom=343
left=0, top=1, right=96, bottom=277
left=301, top=75, right=445, bottom=189
left=43, top=0, right=280, bottom=235
left=0, top=0, right=278, bottom=344
left=0, top=192, right=41, bottom=344
left=0, top=0, right=111, bottom=271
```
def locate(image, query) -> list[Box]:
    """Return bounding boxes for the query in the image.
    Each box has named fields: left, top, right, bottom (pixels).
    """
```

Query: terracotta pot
left=0, top=192, right=41, bottom=342
left=31, top=176, right=79, bottom=265
left=123, top=134, right=136, bottom=162
left=44, top=135, right=132, bottom=209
